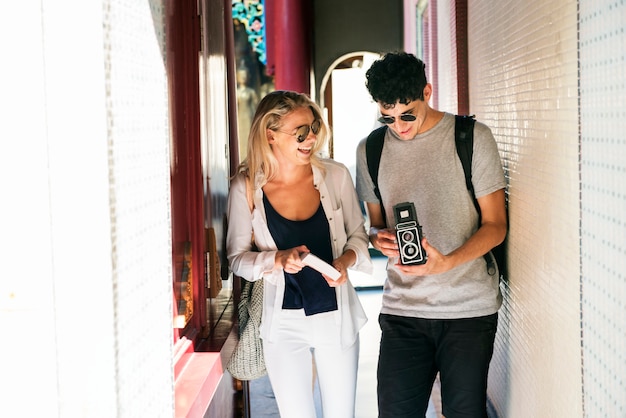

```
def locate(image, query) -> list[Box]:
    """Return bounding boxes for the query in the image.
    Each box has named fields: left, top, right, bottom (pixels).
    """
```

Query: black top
left=263, top=193, right=338, bottom=315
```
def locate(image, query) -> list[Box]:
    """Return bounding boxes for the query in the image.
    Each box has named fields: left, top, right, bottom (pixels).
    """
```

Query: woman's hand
left=325, top=260, right=347, bottom=287
left=326, top=249, right=357, bottom=287
left=275, top=245, right=309, bottom=274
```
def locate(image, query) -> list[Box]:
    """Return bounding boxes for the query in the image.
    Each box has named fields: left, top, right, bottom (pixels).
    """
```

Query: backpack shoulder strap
left=365, top=126, right=388, bottom=224
left=454, top=115, right=479, bottom=215
left=454, top=114, right=498, bottom=276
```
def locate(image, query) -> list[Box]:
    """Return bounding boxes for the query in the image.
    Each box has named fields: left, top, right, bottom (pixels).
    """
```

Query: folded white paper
left=300, top=253, right=341, bottom=281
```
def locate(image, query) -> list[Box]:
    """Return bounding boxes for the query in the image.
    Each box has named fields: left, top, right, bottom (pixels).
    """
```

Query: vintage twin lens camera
left=393, top=202, right=427, bottom=265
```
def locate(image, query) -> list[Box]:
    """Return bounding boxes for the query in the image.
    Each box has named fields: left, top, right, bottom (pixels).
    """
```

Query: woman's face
left=268, top=107, right=318, bottom=167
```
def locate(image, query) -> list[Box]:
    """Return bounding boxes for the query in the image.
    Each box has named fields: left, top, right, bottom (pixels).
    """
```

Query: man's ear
left=423, top=84, right=433, bottom=101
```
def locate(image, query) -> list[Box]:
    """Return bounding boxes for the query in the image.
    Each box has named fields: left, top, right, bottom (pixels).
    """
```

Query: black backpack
left=365, top=115, right=507, bottom=280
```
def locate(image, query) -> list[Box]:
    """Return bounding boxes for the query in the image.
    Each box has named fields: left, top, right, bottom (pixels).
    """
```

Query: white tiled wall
left=103, top=1, right=175, bottom=417
left=1, top=1, right=175, bottom=417
left=579, top=1, right=626, bottom=416
left=468, top=0, right=583, bottom=416
left=459, top=0, right=626, bottom=416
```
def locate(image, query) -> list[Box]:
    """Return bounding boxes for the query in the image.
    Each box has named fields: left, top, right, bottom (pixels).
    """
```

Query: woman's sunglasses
left=377, top=113, right=417, bottom=124
left=276, top=119, right=322, bottom=143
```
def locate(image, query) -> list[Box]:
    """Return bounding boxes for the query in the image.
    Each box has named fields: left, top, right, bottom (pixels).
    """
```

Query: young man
left=355, top=52, right=507, bottom=418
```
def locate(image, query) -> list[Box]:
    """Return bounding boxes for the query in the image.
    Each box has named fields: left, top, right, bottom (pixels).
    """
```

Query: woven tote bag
left=226, top=277, right=266, bottom=380
left=226, top=175, right=266, bottom=380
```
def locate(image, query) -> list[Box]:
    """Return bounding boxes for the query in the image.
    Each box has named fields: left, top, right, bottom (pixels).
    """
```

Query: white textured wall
left=468, top=0, right=583, bottom=416
left=0, top=1, right=174, bottom=417
left=579, top=1, right=626, bottom=416
left=104, top=1, right=175, bottom=417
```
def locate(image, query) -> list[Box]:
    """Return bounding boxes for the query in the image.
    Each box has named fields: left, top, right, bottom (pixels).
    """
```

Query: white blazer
left=226, top=159, right=373, bottom=349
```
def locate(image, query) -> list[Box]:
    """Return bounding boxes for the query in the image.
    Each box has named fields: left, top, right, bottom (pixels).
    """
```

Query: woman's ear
left=266, top=128, right=275, bottom=143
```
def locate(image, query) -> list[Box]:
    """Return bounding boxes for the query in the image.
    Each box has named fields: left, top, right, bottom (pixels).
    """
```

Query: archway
left=319, top=52, right=380, bottom=182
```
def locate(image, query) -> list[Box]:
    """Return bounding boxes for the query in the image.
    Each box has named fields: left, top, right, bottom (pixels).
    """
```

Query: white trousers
left=263, top=309, right=359, bottom=418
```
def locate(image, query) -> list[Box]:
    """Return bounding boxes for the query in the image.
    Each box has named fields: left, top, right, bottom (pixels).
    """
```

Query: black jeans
left=377, top=312, right=498, bottom=418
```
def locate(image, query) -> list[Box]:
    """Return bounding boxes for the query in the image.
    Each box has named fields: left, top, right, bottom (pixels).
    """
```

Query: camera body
left=393, top=202, right=427, bottom=265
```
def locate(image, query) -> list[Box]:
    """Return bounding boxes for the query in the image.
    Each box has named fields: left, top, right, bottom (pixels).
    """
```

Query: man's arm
left=396, top=188, right=507, bottom=275
left=446, top=188, right=507, bottom=265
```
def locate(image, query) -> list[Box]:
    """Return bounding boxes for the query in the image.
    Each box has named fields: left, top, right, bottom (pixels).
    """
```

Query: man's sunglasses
left=275, top=119, right=322, bottom=143
left=377, top=113, right=417, bottom=125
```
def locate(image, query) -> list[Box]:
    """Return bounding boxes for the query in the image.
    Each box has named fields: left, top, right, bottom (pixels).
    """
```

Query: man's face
left=377, top=98, right=429, bottom=140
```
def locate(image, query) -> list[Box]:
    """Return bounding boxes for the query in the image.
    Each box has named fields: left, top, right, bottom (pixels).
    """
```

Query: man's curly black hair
left=365, top=52, right=427, bottom=108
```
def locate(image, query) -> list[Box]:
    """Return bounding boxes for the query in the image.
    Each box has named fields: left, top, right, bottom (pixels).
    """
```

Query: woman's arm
left=226, top=174, right=278, bottom=282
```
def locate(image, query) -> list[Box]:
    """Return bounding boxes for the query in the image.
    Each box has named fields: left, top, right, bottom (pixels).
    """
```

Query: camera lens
left=401, top=231, right=414, bottom=242
left=402, top=243, right=419, bottom=259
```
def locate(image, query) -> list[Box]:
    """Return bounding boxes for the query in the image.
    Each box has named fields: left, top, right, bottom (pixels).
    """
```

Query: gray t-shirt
left=356, top=113, right=505, bottom=319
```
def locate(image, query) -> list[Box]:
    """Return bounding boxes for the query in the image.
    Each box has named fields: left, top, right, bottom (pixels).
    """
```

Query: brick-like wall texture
left=579, top=1, right=626, bottom=416
left=468, top=0, right=583, bottom=416
left=454, top=0, right=626, bottom=416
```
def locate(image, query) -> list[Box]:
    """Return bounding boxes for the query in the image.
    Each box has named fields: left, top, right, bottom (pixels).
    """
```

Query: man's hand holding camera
left=369, top=228, right=454, bottom=276
left=395, top=236, right=452, bottom=275
left=368, top=227, right=399, bottom=258
left=368, top=202, right=461, bottom=276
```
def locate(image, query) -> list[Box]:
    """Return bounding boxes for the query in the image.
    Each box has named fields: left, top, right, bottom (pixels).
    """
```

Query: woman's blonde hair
left=237, top=90, right=329, bottom=184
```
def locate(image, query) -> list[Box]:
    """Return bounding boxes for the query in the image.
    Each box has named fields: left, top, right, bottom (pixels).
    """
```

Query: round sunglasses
left=377, top=113, right=417, bottom=124
left=275, top=119, right=322, bottom=143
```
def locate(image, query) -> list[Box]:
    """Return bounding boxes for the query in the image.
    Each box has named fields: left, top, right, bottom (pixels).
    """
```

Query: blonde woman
left=227, top=90, right=372, bottom=418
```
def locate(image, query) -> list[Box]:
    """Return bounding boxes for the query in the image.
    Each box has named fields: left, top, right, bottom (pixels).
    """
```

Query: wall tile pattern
left=579, top=0, right=626, bottom=416
left=467, top=0, right=583, bottom=416
left=103, top=1, right=175, bottom=416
